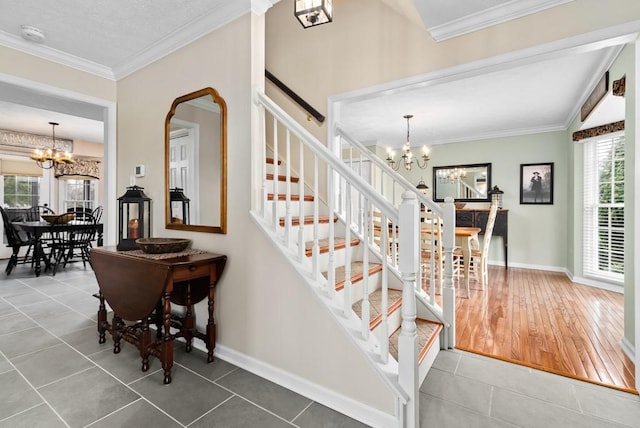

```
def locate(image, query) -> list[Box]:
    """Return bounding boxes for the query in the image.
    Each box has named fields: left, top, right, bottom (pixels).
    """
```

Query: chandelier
left=437, top=167, right=467, bottom=184
left=31, top=122, right=74, bottom=169
left=386, top=115, right=429, bottom=171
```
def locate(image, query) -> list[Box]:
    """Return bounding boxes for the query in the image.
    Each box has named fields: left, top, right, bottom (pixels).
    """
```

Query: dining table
left=13, top=220, right=104, bottom=276
left=421, top=225, right=481, bottom=294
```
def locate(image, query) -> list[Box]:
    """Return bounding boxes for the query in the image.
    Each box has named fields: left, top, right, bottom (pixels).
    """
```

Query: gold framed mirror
left=165, top=87, right=227, bottom=233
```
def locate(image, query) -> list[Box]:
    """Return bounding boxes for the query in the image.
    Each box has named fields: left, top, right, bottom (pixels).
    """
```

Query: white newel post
left=398, top=191, right=419, bottom=428
left=442, top=197, right=456, bottom=348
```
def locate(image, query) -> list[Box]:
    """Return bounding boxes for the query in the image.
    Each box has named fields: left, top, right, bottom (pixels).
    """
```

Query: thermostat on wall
left=134, top=164, right=145, bottom=178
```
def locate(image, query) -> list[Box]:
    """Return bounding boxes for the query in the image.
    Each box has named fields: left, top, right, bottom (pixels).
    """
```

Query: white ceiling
left=0, top=0, right=629, bottom=147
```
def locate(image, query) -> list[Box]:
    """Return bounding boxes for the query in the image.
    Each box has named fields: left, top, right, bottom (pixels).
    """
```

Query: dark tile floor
left=0, top=264, right=367, bottom=428
left=1, top=262, right=639, bottom=427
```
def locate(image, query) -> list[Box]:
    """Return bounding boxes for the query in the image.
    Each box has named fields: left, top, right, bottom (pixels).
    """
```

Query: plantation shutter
left=583, top=134, right=624, bottom=283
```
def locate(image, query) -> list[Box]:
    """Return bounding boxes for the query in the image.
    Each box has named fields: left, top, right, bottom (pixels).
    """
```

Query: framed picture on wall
left=520, top=162, right=554, bottom=205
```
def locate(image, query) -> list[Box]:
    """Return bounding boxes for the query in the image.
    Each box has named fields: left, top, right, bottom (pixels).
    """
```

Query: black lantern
left=295, top=0, right=333, bottom=28
left=488, top=185, right=504, bottom=208
left=117, top=185, right=151, bottom=250
left=169, top=187, right=190, bottom=225
left=416, top=178, right=429, bottom=194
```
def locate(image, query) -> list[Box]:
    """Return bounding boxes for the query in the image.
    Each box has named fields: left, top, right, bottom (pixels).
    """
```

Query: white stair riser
left=265, top=180, right=306, bottom=195
left=267, top=200, right=318, bottom=218
left=419, top=334, right=440, bottom=384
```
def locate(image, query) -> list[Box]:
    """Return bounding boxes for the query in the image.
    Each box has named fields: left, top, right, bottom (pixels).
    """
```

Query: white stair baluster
left=271, top=117, right=279, bottom=230
left=312, top=155, right=320, bottom=281
left=284, top=129, right=292, bottom=246
left=297, top=143, right=305, bottom=262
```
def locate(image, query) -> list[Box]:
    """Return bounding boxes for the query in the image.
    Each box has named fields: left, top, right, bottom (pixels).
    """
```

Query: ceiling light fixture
left=295, top=0, right=333, bottom=28
left=31, top=122, right=74, bottom=169
left=20, top=25, right=46, bottom=43
left=386, top=114, right=429, bottom=171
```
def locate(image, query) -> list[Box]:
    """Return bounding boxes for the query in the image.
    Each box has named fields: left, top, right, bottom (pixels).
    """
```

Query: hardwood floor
left=448, top=265, right=636, bottom=393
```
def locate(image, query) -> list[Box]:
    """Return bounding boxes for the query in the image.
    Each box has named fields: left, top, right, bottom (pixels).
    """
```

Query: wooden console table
left=91, top=247, right=227, bottom=384
left=455, top=208, right=509, bottom=268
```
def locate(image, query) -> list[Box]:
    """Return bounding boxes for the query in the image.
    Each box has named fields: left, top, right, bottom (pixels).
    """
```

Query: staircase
left=251, top=91, right=458, bottom=428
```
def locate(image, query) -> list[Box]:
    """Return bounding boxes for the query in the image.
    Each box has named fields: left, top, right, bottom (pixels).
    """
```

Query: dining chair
left=25, top=204, right=55, bottom=221
left=420, top=211, right=460, bottom=295
left=91, top=206, right=104, bottom=223
left=48, top=214, right=97, bottom=275
left=371, top=209, right=396, bottom=258
left=463, top=202, right=498, bottom=290
left=0, top=206, right=36, bottom=274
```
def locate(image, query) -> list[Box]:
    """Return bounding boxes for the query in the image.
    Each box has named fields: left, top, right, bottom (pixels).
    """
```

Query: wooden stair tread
left=323, top=262, right=382, bottom=291
left=279, top=215, right=337, bottom=227
left=266, top=173, right=300, bottom=183
left=266, top=157, right=281, bottom=165
left=352, top=288, right=403, bottom=329
left=305, top=237, right=360, bottom=256
left=389, top=319, right=443, bottom=363
left=268, top=193, right=314, bottom=202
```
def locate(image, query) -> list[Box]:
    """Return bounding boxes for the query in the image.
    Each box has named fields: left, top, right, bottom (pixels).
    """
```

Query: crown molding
left=112, top=2, right=250, bottom=79
left=0, top=1, right=271, bottom=81
left=0, top=31, right=115, bottom=80
left=424, top=0, right=574, bottom=42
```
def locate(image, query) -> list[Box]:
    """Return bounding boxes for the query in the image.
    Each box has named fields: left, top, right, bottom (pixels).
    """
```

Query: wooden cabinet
left=455, top=208, right=508, bottom=268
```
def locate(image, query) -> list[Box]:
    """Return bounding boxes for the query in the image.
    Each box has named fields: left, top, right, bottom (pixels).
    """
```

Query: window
left=3, top=175, right=40, bottom=208
left=583, top=134, right=624, bottom=282
left=62, top=179, right=96, bottom=213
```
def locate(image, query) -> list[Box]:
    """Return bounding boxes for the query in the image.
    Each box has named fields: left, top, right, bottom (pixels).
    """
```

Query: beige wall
left=266, top=0, right=640, bottom=143
left=0, top=45, right=116, bottom=101
left=116, top=12, right=394, bottom=416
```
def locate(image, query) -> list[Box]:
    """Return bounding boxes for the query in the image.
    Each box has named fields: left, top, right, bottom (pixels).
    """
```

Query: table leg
left=461, top=237, right=472, bottom=297
left=113, top=314, right=123, bottom=354
left=162, top=291, right=173, bottom=384
left=206, top=280, right=216, bottom=363
left=140, top=316, right=151, bottom=372
left=98, top=292, right=107, bottom=344
left=184, top=283, right=194, bottom=353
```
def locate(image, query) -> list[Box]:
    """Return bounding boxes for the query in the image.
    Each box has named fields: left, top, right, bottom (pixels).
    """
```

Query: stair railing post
left=398, top=191, right=419, bottom=428
left=442, top=196, right=456, bottom=349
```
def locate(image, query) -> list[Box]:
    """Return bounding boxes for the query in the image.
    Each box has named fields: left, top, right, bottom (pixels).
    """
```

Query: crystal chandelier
left=31, top=122, right=74, bottom=169
left=386, top=115, right=429, bottom=171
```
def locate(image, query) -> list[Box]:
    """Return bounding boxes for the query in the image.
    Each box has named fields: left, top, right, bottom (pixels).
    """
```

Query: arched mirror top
left=165, top=87, right=227, bottom=234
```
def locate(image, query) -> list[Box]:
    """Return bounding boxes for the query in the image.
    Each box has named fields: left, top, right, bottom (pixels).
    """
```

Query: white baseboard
left=487, top=260, right=624, bottom=294
left=567, top=273, right=624, bottom=294
left=189, top=341, right=398, bottom=428
left=489, top=259, right=565, bottom=273
left=621, top=337, right=636, bottom=362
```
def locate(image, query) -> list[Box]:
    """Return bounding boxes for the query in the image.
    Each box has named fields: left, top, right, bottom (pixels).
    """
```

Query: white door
left=169, top=123, right=199, bottom=224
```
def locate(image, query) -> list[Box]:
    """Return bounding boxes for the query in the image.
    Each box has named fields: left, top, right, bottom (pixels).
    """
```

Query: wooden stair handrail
left=265, top=70, right=325, bottom=123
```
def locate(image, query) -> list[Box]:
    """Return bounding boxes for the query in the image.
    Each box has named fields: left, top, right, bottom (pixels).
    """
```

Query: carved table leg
left=154, top=300, right=163, bottom=339
left=162, top=291, right=174, bottom=384
left=140, top=316, right=151, bottom=372
left=97, top=292, right=107, bottom=344
left=113, top=314, right=123, bottom=354
left=184, top=282, right=194, bottom=353
left=206, top=281, right=216, bottom=363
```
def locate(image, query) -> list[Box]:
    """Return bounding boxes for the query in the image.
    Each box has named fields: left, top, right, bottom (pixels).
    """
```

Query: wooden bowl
left=135, top=237, right=191, bottom=254
left=454, top=202, right=466, bottom=210
left=41, top=213, right=76, bottom=224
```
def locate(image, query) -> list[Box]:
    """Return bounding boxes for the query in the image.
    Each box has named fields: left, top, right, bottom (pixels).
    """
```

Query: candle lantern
left=169, top=187, right=191, bottom=225
left=117, top=185, right=152, bottom=250
left=488, top=185, right=504, bottom=208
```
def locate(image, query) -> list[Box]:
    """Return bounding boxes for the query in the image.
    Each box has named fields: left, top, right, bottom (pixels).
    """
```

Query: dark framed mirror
left=165, top=87, right=227, bottom=233
left=432, top=163, right=491, bottom=202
